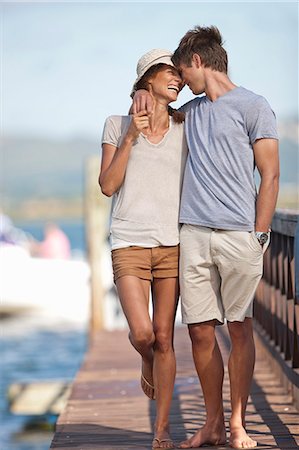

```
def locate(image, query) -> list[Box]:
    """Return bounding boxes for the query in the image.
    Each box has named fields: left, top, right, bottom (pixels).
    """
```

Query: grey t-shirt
left=179, top=86, right=278, bottom=231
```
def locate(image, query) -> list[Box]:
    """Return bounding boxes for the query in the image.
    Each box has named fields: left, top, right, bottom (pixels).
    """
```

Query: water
left=1, top=218, right=129, bottom=448
left=1, top=219, right=88, bottom=448
left=1, top=316, right=88, bottom=449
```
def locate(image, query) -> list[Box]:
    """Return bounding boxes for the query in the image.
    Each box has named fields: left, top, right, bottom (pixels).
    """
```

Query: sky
left=1, top=1, right=298, bottom=141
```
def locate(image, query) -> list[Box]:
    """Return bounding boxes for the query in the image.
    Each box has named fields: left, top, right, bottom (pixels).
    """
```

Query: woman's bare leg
left=151, top=277, right=179, bottom=448
left=116, top=276, right=155, bottom=392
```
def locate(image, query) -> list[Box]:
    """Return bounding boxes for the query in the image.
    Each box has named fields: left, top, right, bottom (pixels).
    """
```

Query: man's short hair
left=172, top=26, right=228, bottom=73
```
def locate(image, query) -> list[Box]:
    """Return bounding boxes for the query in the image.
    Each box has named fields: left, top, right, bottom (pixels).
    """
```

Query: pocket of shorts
left=250, top=231, right=263, bottom=252
left=262, top=235, right=270, bottom=254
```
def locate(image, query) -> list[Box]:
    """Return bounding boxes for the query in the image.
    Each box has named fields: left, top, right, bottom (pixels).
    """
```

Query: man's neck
left=204, top=70, right=237, bottom=102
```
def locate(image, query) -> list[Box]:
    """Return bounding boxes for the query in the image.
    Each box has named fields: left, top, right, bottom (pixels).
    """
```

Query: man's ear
left=192, top=53, right=202, bottom=68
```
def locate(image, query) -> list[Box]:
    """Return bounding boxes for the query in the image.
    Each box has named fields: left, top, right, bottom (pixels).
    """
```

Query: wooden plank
left=50, top=326, right=299, bottom=449
left=8, top=381, right=71, bottom=415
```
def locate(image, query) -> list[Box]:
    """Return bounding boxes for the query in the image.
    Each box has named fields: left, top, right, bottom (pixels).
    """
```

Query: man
left=133, top=26, right=279, bottom=449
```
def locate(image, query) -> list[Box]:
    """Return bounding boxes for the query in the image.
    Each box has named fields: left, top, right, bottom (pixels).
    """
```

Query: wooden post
left=85, top=156, right=111, bottom=340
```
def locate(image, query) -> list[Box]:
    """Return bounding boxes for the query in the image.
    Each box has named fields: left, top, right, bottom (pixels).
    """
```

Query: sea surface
left=1, top=219, right=88, bottom=449
left=1, top=316, right=88, bottom=450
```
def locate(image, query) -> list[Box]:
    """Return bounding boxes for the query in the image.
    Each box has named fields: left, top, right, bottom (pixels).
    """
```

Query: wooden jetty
left=49, top=178, right=299, bottom=449
left=50, top=325, right=299, bottom=450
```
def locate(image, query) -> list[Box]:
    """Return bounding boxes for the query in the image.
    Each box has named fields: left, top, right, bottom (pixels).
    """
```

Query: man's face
left=178, top=60, right=205, bottom=95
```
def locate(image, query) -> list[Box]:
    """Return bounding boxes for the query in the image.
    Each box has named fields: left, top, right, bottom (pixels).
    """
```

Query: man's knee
left=188, top=321, right=217, bottom=349
left=228, top=318, right=253, bottom=344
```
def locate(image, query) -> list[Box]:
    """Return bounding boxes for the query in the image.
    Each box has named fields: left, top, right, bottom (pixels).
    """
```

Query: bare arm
left=99, top=111, right=149, bottom=197
left=132, top=89, right=154, bottom=115
left=254, top=138, right=279, bottom=231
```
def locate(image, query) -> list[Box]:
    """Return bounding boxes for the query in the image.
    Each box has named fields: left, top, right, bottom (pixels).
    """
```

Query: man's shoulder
left=237, top=87, right=270, bottom=107
left=179, top=96, right=205, bottom=113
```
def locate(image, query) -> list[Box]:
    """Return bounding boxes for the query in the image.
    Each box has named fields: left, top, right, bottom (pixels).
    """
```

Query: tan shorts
left=111, top=245, right=179, bottom=282
left=180, top=225, right=270, bottom=324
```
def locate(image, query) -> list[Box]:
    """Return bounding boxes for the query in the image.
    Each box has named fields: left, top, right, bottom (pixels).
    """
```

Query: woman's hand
left=100, top=111, right=150, bottom=197
left=127, top=110, right=150, bottom=140
left=132, top=90, right=153, bottom=115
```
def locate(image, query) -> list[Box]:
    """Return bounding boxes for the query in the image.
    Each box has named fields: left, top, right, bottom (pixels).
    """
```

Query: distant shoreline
left=6, top=198, right=83, bottom=222
left=5, top=186, right=298, bottom=223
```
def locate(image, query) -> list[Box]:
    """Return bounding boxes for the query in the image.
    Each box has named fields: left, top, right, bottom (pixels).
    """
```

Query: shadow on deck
left=50, top=325, right=299, bottom=450
left=50, top=211, right=299, bottom=449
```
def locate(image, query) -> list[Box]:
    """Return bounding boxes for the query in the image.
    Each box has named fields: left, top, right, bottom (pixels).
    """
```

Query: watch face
left=260, top=233, right=268, bottom=244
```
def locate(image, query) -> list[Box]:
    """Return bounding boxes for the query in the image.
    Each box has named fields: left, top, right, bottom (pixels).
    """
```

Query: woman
left=99, top=49, right=187, bottom=449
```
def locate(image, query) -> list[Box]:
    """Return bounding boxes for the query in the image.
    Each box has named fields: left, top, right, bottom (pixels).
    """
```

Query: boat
left=0, top=241, right=91, bottom=324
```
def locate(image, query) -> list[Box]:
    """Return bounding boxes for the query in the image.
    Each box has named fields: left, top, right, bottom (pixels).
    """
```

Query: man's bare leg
left=228, top=318, right=257, bottom=449
left=179, top=321, right=226, bottom=448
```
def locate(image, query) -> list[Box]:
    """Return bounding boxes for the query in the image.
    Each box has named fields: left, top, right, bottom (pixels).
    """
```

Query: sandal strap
left=141, top=373, right=154, bottom=389
left=152, top=437, right=175, bottom=448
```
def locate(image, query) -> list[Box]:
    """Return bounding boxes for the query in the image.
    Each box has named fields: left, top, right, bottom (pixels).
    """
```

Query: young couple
left=99, top=26, right=279, bottom=450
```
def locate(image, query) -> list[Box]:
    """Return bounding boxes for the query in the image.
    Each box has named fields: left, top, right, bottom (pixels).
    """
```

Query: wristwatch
left=255, top=231, right=269, bottom=245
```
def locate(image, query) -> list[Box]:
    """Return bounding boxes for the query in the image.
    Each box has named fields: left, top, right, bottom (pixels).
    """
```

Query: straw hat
left=132, top=49, right=173, bottom=94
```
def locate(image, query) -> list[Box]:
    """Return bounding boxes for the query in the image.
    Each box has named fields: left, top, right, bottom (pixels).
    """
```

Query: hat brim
left=132, top=55, right=174, bottom=96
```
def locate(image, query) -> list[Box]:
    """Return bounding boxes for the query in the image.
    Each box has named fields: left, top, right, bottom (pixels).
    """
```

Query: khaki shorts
left=180, top=225, right=270, bottom=324
left=111, top=245, right=179, bottom=282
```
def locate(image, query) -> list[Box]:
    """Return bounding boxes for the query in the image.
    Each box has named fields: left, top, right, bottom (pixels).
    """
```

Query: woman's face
left=148, top=66, right=183, bottom=103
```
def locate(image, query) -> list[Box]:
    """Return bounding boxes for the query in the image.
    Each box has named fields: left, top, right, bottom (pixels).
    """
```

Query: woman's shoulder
left=103, top=115, right=132, bottom=137
left=104, top=115, right=131, bottom=126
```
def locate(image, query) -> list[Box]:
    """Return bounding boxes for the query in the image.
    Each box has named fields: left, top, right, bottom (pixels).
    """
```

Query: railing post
left=254, top=209, right=299, bottom=409
left=294, top=221, right=299, bottom=368
left=85, top=155, right=111, bottom=340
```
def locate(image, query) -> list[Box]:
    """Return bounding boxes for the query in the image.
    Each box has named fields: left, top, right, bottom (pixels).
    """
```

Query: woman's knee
left=154, top=329, right=173, bottom=353
left=129, top=327, right=155, bottom=349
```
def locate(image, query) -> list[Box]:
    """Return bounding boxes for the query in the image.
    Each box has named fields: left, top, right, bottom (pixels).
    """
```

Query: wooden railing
left=254, top=209, right=299, bottom=407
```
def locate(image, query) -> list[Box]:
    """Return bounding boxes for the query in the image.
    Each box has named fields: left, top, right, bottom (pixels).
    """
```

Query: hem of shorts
left=153, top=270, right=178, bottom=279
left=226, top=313, right=253, bottom=322
left=114, top=270, right=152, bottom=283
left=179, top=219, right=254, bottom=232
left=182, top=315, right=224, bottom=325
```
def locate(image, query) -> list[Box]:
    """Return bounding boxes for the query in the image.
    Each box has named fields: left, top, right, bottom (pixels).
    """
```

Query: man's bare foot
left=229, top=426, right=257, bottom=449
left=179, top=423, right=226, bottom=448
left=152, top=429, right=175, bottom=449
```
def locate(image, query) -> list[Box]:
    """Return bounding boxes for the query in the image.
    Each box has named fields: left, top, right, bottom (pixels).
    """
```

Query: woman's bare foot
left=179, top=422, right=226, bottom=448
left=229, top=426, right=257, bottom=449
